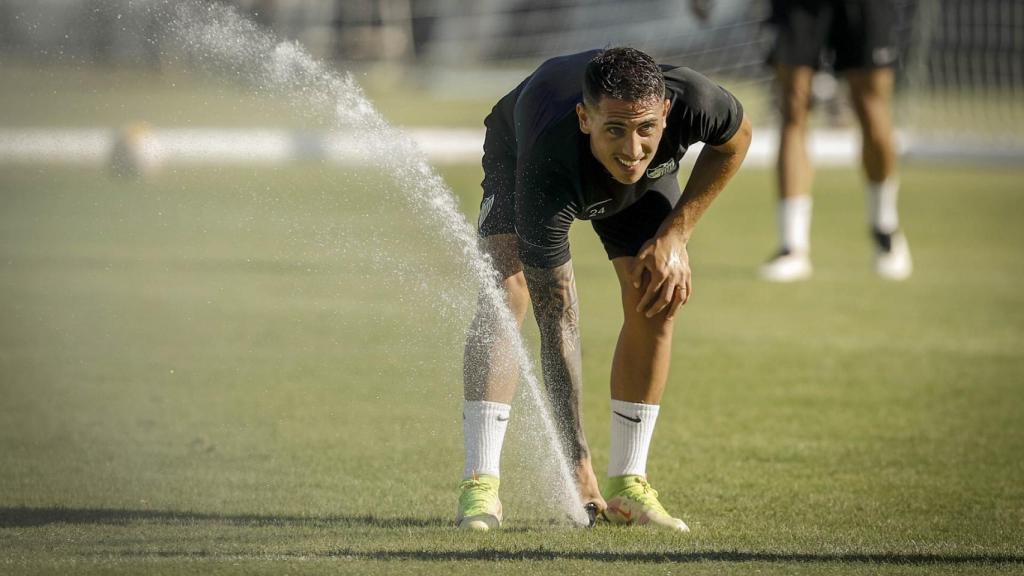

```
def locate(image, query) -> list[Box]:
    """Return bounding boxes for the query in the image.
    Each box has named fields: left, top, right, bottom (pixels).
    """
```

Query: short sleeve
left=663, top=67, right=745, bottom=147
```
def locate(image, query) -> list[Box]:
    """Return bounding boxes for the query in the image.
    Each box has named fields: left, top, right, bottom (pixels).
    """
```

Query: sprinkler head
left=584, top=503, right=599, bottom=528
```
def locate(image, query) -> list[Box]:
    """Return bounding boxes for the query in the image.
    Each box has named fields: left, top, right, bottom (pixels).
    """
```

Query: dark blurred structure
left=0, top=0, right=1021, bottom=145
left=0, top=0, right=768, bottom=69
left=2, top=1, right=1019, bottom=86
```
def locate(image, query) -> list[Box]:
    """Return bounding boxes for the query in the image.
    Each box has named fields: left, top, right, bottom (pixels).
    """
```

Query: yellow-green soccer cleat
left=603, top=475, right=689, bottom=532
left=456, top=474, right=503, bottom=531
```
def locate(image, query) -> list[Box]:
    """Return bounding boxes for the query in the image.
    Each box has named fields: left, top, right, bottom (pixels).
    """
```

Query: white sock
left=868, top=178, right=900, bottom=233
left=779, top=195, right=812, bottom=254
left=462, top=400, right=510, bottom=479
left=608, top=399, right=661, bottom=478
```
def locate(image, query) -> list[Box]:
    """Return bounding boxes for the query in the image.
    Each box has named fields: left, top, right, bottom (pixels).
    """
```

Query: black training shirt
left=489, top=49, right=744, bottom=269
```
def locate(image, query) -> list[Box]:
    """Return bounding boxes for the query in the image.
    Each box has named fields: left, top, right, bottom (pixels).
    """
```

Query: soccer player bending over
left=458, top=47, right=751, bottom=531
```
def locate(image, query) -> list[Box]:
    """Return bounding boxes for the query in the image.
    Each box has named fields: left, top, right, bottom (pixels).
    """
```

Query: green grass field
left=1, top=159, right=1023, bottom=574
left=0, top=61, right=500, bottom=129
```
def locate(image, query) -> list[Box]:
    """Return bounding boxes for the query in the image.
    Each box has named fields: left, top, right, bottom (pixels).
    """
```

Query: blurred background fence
left=1, top=0, right=1022, bottom=160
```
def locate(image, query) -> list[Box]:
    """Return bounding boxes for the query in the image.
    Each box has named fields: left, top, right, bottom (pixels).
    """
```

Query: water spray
left=147, top=0, right=590, bottom=526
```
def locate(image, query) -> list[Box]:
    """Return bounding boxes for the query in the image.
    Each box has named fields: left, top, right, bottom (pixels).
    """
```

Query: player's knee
left=852, top=87, right=891, bottom=124
left=649, top=312, right=676, bottom=337
left=503, top=273, right=530, bottom=322
left=780, top=85, right=812, bottom=125
left=622, top=304, right=676, bottom=339
left=859, top=115, right=892, bottom=150
left=481, top=234, right=523, bottom=279
left=781, top=99, right=810, bottom=127
left=505, top=273, right=528, bottom=299
left=641, top=317, right=675, bottom=345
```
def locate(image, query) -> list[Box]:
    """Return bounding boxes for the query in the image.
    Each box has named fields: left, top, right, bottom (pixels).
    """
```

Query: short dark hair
left=582, top=47, right=666, bottom=108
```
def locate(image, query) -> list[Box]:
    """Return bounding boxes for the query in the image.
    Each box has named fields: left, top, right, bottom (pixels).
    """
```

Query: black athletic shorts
left=478, top=116, right=682, bottom=263
left=769, top=0, right=899, bottom=71
left=590, top=181, right=681, bottom=260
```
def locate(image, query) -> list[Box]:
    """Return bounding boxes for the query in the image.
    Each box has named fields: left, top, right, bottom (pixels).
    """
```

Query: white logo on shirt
left=478, top=195, right=495, bottom=228
left=585, top=199, right=612, bottom=218
left=646, top=158, right=677, bottom=179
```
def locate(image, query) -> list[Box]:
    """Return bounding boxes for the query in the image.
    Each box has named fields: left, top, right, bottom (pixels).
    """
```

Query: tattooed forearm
left=523, top=261, right=590, bottom=463
left=524, top=262, right=581, bottom=354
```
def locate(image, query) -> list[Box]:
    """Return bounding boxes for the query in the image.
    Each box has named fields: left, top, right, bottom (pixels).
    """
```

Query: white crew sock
left=608, top=399, right=661, bottom=478
left=462, top=400, right=510, bottom=479
left=867, top=178, right=900, bottom=233
left=779, top=195, right=813, bottom=254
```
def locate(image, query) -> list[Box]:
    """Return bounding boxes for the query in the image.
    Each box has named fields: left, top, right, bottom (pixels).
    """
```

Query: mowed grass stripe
left=0, top=164, right=1022, bottom=574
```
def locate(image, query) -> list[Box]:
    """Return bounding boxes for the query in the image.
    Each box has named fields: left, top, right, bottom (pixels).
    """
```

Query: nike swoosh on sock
left=613, top=411, right=641, bottom=423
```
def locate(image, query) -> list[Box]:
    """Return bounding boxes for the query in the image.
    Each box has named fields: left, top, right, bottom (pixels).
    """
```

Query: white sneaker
left=759, top=249, right=812, bottom=282
left=873, top=230, right=912, bottom=281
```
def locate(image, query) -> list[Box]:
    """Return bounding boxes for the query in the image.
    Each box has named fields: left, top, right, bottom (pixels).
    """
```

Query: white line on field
left=0, top=127, right=1020, bottom=167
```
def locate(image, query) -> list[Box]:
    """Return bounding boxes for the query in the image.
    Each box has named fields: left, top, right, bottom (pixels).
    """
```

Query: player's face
left=577, top=96, right=670, bottom=184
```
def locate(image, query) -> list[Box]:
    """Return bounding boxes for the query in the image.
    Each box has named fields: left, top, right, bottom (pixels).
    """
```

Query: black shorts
left=590, top=181, right=681, bottom=260
left=477, top=102, right=518, bottom=238
left=770, top=0, right=899, bottom=71
left=478, top=181, right=681, bottom=263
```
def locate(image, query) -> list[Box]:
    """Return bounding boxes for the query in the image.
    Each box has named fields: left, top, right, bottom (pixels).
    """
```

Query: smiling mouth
left=616, top=157, right=643, bottom=169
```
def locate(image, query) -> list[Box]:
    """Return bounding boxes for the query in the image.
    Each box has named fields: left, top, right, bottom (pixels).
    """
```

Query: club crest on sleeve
left=478, top=195, right=495, bottom=228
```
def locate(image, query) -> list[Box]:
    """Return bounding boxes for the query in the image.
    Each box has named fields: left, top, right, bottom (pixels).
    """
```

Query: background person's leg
left=762, top=65, right=815, bottom=281
left=848, top=68, right=912, bottom=279
left=777, top=65, right=817, bottom=204
left=848, top=67, right=896, bottom=184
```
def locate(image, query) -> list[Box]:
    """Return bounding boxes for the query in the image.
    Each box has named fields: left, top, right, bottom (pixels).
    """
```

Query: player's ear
left=662, top=98, right=671, bottom=124
left=576, top=102, right=591, bottom=134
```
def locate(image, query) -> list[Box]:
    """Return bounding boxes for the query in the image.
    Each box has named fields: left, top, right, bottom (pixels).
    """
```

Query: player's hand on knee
left=630, top=235, right=691, bottom=318
left=667, top=279, right=691, bottom=320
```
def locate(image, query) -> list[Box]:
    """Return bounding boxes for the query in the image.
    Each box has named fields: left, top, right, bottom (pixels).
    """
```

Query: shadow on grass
left=4, top=507, right=1021, bottom=566
left=0, top=506, right=445, bottom=529
left=327, top=548, right=1024, bottom=566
